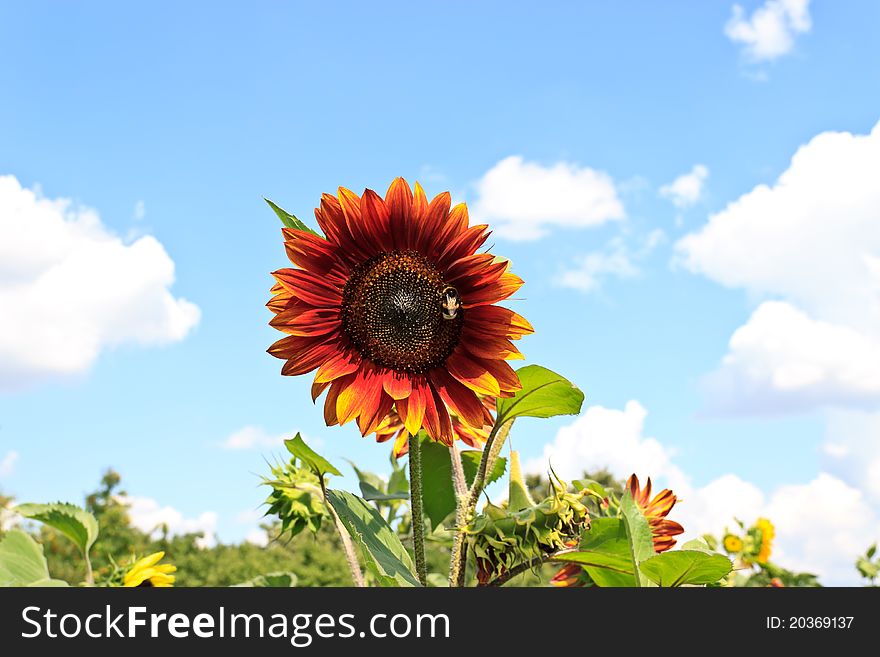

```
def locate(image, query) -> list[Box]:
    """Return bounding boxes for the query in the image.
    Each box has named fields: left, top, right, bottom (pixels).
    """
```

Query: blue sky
left=2, top=1, right=879, bottom=583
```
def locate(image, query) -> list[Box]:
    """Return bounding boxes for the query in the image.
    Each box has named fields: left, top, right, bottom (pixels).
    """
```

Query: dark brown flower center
left=341, top=251, right=463, bottom=373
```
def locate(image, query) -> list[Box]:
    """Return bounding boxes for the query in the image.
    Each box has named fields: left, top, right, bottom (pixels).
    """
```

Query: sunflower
left=754, top=518, right=774, bottom=564
left=550, top=562, right=589, bottom=588
left=268, top=178, right=532, bottom=446
left=723, top=534, right=744, bottom=554
left=626, top=474, right=684, bottom=553
left=372, top=396, right=496, bottom=457
left=123, top=551, right=176, bottom=588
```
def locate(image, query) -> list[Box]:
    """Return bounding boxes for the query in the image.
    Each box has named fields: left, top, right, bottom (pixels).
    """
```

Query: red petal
left=436, top=224, right=490, bottom=268
left=415, top=191, right=451, bottom=253
left=360, top=189, right=393, bottom=252
left=465, top=305, right=534, bottom=339
left=311, top=380, right=330, bottom=402
left=336, top=364, right=382, bottom=426
left=445, top=350, right=502, bottom=396
left=270, top=307, right=341, bottom=337
left=382, top=370, right=413, bottom=400
left=324, top=374, right=354, bottom=425
left=272, top=268, right=342, bottom=307
left=397, top=377, right=426, bottom=435
left=386, top=177, right=414, bottom=251
left=428, top=368, right=487, bottom=428
left=460, top=327, right=523, bottom=360
left=422, top=384, right=453, bottom=445
left=314, top=348, right=361, bottom=383
left=280, top=341, right=336, bottom=377
left=462, top=271, right=523, bottom=307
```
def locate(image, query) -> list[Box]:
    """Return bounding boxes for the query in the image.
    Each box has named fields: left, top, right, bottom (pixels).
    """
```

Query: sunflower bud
left=263, top=458, right=329, bottom=538
left=464, top=452, right=590, bottom=584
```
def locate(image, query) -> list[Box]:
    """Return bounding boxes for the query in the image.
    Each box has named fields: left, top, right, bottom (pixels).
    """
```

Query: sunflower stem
left=408, top=433, right=428, bottom=586
left=448, top=445, right=469, bottom=587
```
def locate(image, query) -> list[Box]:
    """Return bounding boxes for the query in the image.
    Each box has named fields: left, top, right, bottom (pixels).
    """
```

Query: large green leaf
left=551, top=517, right=634, bottom=577
left=15, top=502, right=98, bottom=557
left=325, top=489, right=420, bottom=587
left=619, top=491, right=657, bottom=587
left=264, top=198, right=319, bottom=235
left=0, top=529, right=67, bottom=587
left=639, top=551, right=733, bottom=587
left=232, top=571, right=298, bottom=587
left=495, top=365, right=584, bottom=424
left=419, top=440, right=506, bottom=528
left=585, top=567, right=637, bottom=588
left=284, top=434, right=342, bottom=478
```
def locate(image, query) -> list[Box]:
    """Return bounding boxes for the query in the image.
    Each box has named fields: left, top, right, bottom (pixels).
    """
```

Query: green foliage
left=0, top=530, right=68, bottom=587
left=856, top=543, right=878, bottom=585
left=325, top=489, right=421, bottom=587
left=264, top=198, right=318, bottom=235
left=15, top=502, right=98, bottom=559
left=495, top=365, right=585, bottom=424
left=552, top=517, right=634, bottom=577
left=284, top=433, right=342, bottom=478
left=640, top=550, right=732, bottom=587
left=262, top=455, right=328, bottom=539
left=620, top=490, right=657, bottom=587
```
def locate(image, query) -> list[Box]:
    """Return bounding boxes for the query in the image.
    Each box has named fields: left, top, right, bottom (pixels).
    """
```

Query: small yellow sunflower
left=723, top=534, right=744, bottom=553
left=123, top=551, right=177, bottom=587
left=755, top=518, right=774, bottom=564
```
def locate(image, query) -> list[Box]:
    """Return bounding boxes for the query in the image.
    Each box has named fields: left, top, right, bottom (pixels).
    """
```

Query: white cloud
left=659, top=164, right=709, bottom=208
left=0, top=175, right=200, bottom=390
left=677, top=121, right=880, bottom=412
left=703, top=302, right=880, bottom=413
left=558, top=230, right=665, bottom=294
left=0, top=451, right=18, bottom=478
left=525, top=400, right=687, bottom=490
left=471, top=156, right=624, bottom=240
left=823, top=410, right=880, bottom=504
left=725, top=0, right=812, bottom=62
left=222, top=426, right=285, bottom=450
left=529, top=401, right=877, bottom=584
left=245, top=528, right=269, bottom=547
left=120, top=495, right=218, bottom=548
left=557, top=241, right=638, bottom=294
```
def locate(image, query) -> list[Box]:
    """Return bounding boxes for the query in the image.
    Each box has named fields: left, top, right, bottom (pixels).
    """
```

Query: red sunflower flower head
left=626, top=473, right=684, bottom=553
left=268, top=178, right=533, bottom=447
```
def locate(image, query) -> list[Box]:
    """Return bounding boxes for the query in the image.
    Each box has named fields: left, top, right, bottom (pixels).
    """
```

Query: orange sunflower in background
left=268, top=178, right=532, bottom=446
left=626, top=474, right=684, bottom=552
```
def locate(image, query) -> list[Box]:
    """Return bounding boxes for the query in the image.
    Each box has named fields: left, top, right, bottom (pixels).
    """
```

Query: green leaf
left=574, top=479, right=608, bottom=499
left=284, top=433, right=342, bottom=478
left=495, top=365, right=584, bottom=424
left=552, top=517, right=634, bottom=577
left=264, top=198, right=318, bottom=235
left=867, top=543, right=877, bottom=559
left=460, top=450, right=507, bottom=488
left=14, top=502, right=98, bottom=557
left=418, top=439, right=457, bottom=528
left=233, top=571, right=298, bottom=587
left=325, top=489, right=421, bottom=587
left=619, top=490, right=657, bottom=587
left=640, top=551, right=733, bottom=587
left=27, top=578, right=70, bottom=587
left=585, top=567, right=637, bottom=588
left=680, top=537, right=714, bottom=554
left=0, top=530, right=53, bottom=586
left=360, top=481, right=408, bottom=502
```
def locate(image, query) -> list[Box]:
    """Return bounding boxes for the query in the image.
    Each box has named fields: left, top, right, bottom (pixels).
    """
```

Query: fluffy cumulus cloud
left=0, top=175, right=200, bottom=390
left=823, top=410, right=880, bottom=505
left=676, top=121, right=880, bottom=413
left=120, top=495, right=218, bottom=548
left=725, top=0, right=812, bottom=62
left=524, top=400, right=687, bottom=489
left=528, top=401, right=878, bottom=584
left=471, top=156, right=624, bottom=241
left=0, top=450, right=18, bottom=478
left=659, top=164, right=709, bottom=208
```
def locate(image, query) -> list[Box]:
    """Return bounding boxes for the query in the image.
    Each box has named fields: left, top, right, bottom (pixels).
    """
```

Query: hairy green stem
left=449, top=419, right=515, bottom=587
left=408, top=434, right=428, bottom=586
